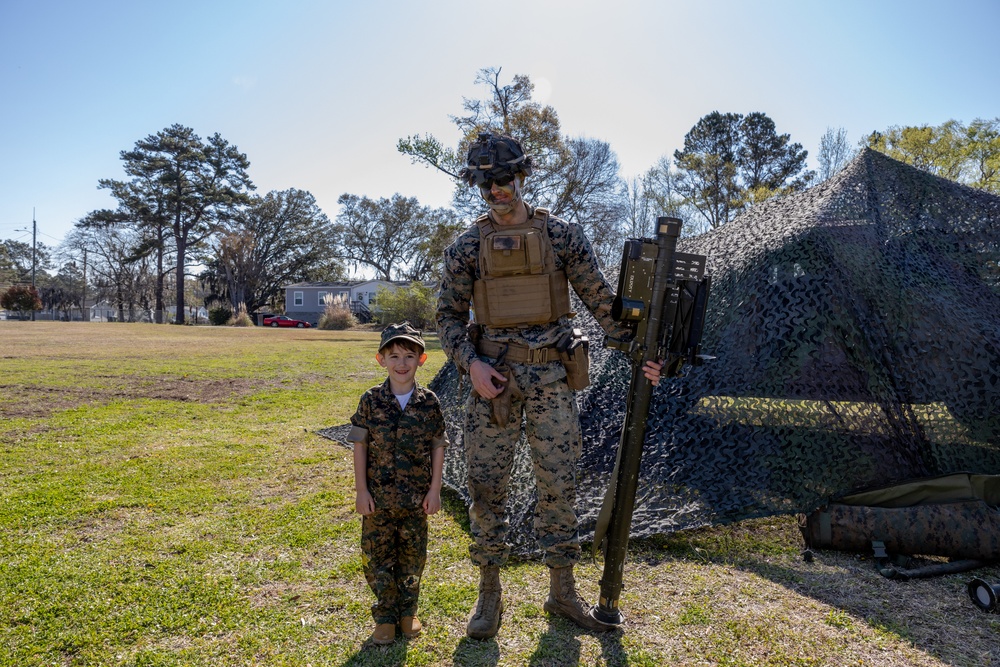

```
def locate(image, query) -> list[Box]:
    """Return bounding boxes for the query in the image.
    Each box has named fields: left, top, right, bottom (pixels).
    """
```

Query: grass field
left=1, top=322, right=997, bottom=667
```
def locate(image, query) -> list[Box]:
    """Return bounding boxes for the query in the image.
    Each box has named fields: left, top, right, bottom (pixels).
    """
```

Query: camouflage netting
left=323, top=149, right=1000, bottom=557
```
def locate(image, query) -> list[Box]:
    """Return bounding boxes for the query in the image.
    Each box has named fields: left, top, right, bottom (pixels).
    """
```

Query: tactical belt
left=476, top=338, right=559, bottom=364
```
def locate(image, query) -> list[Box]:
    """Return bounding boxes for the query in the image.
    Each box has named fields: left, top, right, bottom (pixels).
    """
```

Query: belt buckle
left=532, top=347, right=551, bottom=363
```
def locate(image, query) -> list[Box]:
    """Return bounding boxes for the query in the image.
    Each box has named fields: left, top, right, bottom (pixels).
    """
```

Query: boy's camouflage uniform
left=437, top=206, right=629, bottom=568
left=349, top=379, right=447, bottom=624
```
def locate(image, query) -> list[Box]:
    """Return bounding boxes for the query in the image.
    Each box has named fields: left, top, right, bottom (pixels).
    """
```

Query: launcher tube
left=592, top=217, right=680, bottom=625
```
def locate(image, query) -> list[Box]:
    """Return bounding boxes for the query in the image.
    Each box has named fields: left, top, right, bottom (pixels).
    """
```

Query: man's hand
left=643, top=359, right=663, bottom=386
left=469, top=359, right=507, bottom=399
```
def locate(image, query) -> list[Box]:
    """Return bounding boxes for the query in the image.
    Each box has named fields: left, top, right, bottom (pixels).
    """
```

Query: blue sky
left=1, top=0, right=998, bottom=253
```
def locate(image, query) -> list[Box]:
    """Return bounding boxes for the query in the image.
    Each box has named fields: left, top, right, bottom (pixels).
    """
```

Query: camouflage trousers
left=464, top=361, right=582, bottom=568
left=361, top=507, right=428, bottom=624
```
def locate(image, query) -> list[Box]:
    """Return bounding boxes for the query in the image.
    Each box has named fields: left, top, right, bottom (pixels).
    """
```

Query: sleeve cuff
left=432, top=434, right=448, bottom=449
left=347, top=425, right=369, bottom=445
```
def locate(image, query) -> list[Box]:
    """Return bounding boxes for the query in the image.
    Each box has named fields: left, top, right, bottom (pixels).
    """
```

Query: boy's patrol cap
left=379, top=322, right=425, bottom=352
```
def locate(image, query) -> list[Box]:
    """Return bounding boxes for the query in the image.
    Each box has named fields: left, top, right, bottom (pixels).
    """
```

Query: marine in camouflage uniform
left=348, top=323, right=447, bottom=644
left=436, top=133, right=637, bottom=637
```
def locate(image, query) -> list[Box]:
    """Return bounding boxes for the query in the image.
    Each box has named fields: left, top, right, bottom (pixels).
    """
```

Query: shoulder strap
left=475, top=213, right=496, bottom=237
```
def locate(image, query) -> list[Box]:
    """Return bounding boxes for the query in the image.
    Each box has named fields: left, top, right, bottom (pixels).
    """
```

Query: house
left=281, top=280, right=407, bottom=325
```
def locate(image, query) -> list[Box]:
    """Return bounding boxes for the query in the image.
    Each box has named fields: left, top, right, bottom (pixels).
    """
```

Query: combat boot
left=543, top=565, right=616, bottom=632
left=466, top=564, right=503, bottom=639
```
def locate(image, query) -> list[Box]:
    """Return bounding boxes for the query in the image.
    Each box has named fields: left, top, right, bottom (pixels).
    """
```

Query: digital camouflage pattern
left=361, top=508, right=428, bottom=623
left=437, top=207, right=626, bottom=566
left=349, top=379, right=446, bottom=621
left=437, top=206, right=630, bottom=373
left=464, top=362, right=582, bottom=568
left=349, top=379, right=446, bottom=511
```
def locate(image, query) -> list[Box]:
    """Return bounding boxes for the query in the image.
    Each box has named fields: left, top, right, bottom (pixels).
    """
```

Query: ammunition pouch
left=488, top=360, right=522, bottom=428
left=557, top=328, right=591, bottom=391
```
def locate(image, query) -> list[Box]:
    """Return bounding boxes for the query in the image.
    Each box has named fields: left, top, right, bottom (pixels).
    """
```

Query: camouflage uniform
left=349, top=379, right=447, bottom=624
left=437, top=206, right=629, bottom=568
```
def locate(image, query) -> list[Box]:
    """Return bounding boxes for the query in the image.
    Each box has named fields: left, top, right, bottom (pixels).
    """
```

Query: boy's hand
left=422, top=489, right=441, bottom=515
left=355, top=488, right=375, bottom=516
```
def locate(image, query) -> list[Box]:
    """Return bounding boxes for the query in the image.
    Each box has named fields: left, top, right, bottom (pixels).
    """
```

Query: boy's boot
left=543, top=565, right=615, bottom=632
left=466, top=564, right=503, bottom=639
left=371, top=622, right=396, bottom=645
left=400, top=615, right=422, bottom=638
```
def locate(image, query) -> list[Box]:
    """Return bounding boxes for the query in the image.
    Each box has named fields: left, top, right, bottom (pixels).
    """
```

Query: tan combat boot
left=466, top=564, right=503, bottom=639
left=543, top=565, right=616, bottom=632
left=371, top=622, right=396, bottom=645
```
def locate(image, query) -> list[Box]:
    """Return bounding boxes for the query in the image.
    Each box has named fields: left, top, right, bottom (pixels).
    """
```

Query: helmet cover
left=460, top=132, right=533, bottom=186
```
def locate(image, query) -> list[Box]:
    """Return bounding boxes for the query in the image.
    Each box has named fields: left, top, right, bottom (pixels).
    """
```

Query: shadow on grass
left=338, top=635, right=408, bottom=667
left=620, top=518, right=1000, bottom=667
left=527, top=617, right=629, bottom=667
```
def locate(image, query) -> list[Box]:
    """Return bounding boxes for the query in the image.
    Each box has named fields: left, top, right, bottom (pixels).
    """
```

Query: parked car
left=263, top=315, right=312, bottom=328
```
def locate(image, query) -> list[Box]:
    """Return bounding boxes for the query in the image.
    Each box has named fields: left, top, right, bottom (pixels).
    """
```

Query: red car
left=263, top=315, right=312, bottom=328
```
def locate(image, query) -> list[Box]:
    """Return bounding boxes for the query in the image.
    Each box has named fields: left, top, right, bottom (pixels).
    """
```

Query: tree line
left=3, top=67, right=998, bottom=323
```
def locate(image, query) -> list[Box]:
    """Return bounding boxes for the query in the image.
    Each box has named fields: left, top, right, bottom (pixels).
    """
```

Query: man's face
left=479, top=173, right=520, bottom=212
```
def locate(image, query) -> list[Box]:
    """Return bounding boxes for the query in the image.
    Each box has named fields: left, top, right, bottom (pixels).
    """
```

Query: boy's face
left=376, top=343, right=427, bottom=391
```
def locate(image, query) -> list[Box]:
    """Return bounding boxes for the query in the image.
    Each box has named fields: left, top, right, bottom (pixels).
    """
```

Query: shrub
left=318, top=294, right=357, bottom=330
left=1, top=285, right=42, bottom=320
left=227, top=303, right=254, bottom=327
left=375, top=282, right=436, bottom=330
left=208, top=306, right=232, bottom=326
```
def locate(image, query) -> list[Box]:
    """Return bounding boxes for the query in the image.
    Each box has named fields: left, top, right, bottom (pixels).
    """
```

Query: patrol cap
left=379, top=321, right=425, bottom=353
left=460, top=132, right=533, bottom=187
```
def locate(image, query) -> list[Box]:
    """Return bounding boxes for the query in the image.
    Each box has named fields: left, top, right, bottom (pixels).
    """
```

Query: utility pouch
left=557, top=328, right=591, bottom=391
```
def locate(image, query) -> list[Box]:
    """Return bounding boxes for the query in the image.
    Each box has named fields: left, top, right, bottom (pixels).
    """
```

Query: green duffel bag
left=800, top=473, right=1000, bottom=578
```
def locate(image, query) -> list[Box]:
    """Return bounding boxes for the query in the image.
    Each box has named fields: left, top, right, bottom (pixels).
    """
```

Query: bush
left=375, top=282, right=436, bottom=330
left=0, top=285, right=42, bottom=320
left=208, top=306, right=232, bottom=326
left=227, top=303, right=254, bottom=327
left=318, top=294, right=357, bottom=330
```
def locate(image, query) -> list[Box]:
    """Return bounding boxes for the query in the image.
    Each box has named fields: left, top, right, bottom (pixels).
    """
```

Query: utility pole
left=31, top=209, right=37, bottom=321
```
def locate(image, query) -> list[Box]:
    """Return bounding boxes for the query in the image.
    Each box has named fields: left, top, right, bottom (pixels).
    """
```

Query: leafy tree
left=965, top=118, right=1000, bottom=193
left=93, top=174, right=175, bottom=323
left=106, top=124, right=254, bottom=324
left=333, top=193, right=452, bottom=281
left=399, top=208, right=465, bottom=283
left=866, top=118, right=1000, bottom=195
left=1, top=284, right=42, bottom=320
left=674, top=111, right=813, bottom=229
left=400, top=67, right=623, bottom=228
left=818, top=127, right=856, bottom=182
left=201, top=189, right=342, bottom=314
left=0, top=239, right=53, bottom=285
left=673, top=112, right=742, bottom=229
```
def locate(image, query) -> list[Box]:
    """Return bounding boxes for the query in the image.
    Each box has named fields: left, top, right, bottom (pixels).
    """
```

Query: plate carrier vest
left=471, top=207, right=573, bottom=328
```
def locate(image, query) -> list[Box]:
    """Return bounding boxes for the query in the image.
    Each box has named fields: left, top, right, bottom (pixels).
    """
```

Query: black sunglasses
left=480, top=173, right=516, bottom=189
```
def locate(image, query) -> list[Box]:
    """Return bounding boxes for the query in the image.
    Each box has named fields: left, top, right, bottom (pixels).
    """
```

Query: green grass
left=1, top=322, right=997, bottom=667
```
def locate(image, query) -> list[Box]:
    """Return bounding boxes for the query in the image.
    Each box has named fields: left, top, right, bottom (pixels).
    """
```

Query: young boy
left=348, top=322, right=447, bottom=645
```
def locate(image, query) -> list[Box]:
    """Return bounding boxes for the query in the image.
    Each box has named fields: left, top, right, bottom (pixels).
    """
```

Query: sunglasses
left=480, top=173, right=516, bottom=190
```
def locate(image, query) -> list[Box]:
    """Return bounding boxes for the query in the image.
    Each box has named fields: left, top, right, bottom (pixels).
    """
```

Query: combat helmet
left=460, top=132, right=533, bottom=187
